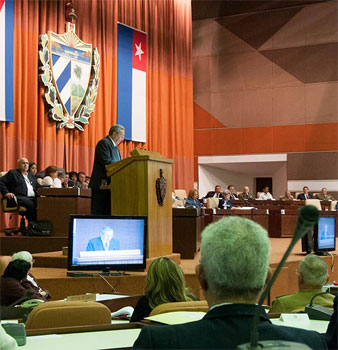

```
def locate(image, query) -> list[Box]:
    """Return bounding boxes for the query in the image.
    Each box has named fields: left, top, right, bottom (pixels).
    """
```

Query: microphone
left=238, top=205, right=320, bottom=350
left=305, top=291, right=334, bottom=321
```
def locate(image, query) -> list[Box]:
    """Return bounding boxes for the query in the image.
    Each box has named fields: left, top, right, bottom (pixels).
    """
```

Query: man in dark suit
left=89, top=124, right=125, bottom=214
left=0, top=158, right=38, bottom=221
left=133, top=217, right=327, bottom=350
left=86, top=226, right=120, bottom=251
left=297, top=186, right=313, bottom=200
left=205, top=185, right=224, bottom=199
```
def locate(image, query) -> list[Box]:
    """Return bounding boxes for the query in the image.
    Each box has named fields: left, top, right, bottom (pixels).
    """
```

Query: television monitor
left=68, top=215, right=147, bottom=275
left=313, top=216, right=336, bottom=255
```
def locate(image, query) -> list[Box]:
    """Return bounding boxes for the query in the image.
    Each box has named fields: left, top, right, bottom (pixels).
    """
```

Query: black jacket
left=297, top=193, right=313, bottom=200
left=205, top=191, right=225, bottom=199
left=0, top=169, right=38, bottom=197
left=133, top=304, right=327, bottom=349
left=89, top=136, right=121, bottom=189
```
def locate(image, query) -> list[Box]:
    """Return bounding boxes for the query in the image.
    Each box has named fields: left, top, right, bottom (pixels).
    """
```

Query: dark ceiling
left=192, top=0, right=331, bottom=20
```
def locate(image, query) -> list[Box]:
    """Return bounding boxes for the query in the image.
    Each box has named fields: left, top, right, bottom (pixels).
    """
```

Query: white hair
left=298, top=254, right=328, bottom=287
left=200, top=216, right=270, bottom=301
left=11, top=251, right=33, bottom=263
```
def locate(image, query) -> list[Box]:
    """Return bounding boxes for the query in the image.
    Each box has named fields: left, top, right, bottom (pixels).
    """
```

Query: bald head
left=18, top=158, right=29, bottom=174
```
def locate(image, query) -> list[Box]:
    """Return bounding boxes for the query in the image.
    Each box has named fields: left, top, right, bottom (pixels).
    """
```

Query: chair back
left=305, top=199, right=322, bottom=211
left=25, top=301, right=111, bottom=330
left=206, top=197, right=219, bottom=209
left=0, top=256, right=11, bottom=276
left=174, top=189, right=187, bottom=200
left=256, top=192, right=262, bottom=199
left=150, top=301, right=209, bottom=316
left=331, top=200, right=337, bottom=211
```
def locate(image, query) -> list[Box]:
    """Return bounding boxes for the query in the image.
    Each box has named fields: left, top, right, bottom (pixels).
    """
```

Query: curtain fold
left=0, top=0, right=193, bottom=229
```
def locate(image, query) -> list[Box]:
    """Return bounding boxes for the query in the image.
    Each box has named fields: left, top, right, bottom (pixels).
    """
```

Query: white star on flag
left=135, top=42, right=144, bottom=61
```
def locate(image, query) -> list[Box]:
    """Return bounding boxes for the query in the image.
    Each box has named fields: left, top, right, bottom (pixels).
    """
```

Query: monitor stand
left=67, top=271, right=129, bottom=277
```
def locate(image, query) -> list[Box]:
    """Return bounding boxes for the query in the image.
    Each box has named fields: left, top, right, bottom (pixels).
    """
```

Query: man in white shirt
left=0, top=158, right=38, bottom=221
left=259, top=186, right=274, bottom=200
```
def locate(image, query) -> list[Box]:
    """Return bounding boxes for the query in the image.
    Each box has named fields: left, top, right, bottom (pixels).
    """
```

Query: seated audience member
left=0, top=158, right=38, bottom=221
left=258, top=186, right=274, bottom=200
left=133, top=217, right=326, bottom=349
left=28, top=162, right=38, bottom=177
left=76, top=171, right=89, bottom=189
left=0, top=324, right=18, bottom=350
left=238, top=185, right=253, bottom=200
left=0, top=260, right=48, bottom=306
left=11, top=251, right=50, bottom=300
left=325, top=295, right=337, bottom=349
left=269, top=254, right=334, bottom=313
left=69, top=171, right=78, bottom=186
left=40, top=166, right=62, bottom=188
left=315, top=187, right=335, bottom=201
left=185, top=189, right=202, bottom=208
left=280, top=190, right=294, bottom=201
left=86, top=226, right=120, bottom=251
left=205, top=185, right=224, bottom=199
left=218, top=191, right=233, bottom=209
left=227, top=185, right=238, bottom=200
left=297, top=186, right=313, bottom=200
left=130, top=257, right=197, bottom=322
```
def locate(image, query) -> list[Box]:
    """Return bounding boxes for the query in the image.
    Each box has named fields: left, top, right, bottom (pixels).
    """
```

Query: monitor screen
left=68, top=215, right=147, bottom=272
left=314, top=216, right=336, bottom=252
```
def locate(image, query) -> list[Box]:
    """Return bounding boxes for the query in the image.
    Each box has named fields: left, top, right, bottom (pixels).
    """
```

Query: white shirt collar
left=108, top=135, right=116, bottom=147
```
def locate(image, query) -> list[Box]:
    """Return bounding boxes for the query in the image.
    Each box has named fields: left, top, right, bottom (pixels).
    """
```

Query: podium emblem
left=39, top=27, right=100, bottom=130
left=156, top=169, right=167, bottom=206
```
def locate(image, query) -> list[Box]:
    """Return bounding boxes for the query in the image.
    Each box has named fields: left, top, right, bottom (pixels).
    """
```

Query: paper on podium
left=145, top=311, right=206, bottom=325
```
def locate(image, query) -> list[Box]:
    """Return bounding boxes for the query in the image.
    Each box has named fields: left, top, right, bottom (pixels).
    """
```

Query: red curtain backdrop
left=0, top=0, right=194, bottom=228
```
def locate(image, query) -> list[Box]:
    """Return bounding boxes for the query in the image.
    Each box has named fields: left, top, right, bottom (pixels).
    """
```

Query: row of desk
left=173, top=206, right=338, bottom=259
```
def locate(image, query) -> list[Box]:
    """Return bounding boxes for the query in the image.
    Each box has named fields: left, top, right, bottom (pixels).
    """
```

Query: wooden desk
left=172, top=208, right=203, bottom=259
left=37, top=188, right=91, bottom=237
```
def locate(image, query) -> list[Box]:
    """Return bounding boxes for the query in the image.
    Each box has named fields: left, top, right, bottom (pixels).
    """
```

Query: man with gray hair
left=133, top=217, right=326, bottom=349
left=11, top=251, right=50, bottom=300
left=0, top=158, right=39, bottom=221
left=89, top=124, right=125, bottom=214
left=270, top=254, right=334, bottom=313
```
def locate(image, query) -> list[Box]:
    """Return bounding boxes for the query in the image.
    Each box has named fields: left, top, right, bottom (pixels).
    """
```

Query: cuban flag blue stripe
left=117, top=24, right=133, bottom=140
left=56, top=61, right=71, bottom=93
left=65, top=97, right=71, bottom=115
left=52, top=54, right=60, bottom=66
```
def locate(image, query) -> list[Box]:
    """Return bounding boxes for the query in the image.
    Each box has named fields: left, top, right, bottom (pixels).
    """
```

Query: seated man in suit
left=315, top=187, right=335, bottom=201
left=0, top=158, right=39, bottom=221
left=269, top=254, right=334, bottom=313
left=258, top=186, right=274, bottom=200
left=297, top=186, right=313, bottom=200
left=205, top=185, right=224, bottom=199
left=238, top=185, right=253, bottom=200
left=86, top=226, right=120, bottom=251
left=279, top=190, right=294, bottom=201
left=133, top=217, right=326, bottom=350
left=227, top=185, right=238, bottom=200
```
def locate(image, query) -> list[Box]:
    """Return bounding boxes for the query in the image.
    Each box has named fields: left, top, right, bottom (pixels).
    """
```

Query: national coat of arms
left=156, top=169, right=167, bottom=206
left=39, top=26, right=100, bottom=130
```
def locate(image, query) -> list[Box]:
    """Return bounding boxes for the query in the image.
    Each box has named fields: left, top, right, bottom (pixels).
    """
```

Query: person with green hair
left=130, top=257, right=197, bottom=322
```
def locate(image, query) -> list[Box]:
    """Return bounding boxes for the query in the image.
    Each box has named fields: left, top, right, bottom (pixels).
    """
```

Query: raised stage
left=26, top=238, right=338, bottom=306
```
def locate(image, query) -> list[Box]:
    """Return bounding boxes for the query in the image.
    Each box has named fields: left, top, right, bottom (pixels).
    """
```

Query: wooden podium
left=106, top=149, right=174, bottom=258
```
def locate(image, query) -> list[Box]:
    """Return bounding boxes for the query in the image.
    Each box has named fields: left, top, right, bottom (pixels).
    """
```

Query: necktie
left=104, top=242, right=109, bottom=251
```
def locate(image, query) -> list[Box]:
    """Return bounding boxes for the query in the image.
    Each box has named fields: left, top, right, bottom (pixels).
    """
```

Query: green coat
left=270, top=289, right=335, bottom=313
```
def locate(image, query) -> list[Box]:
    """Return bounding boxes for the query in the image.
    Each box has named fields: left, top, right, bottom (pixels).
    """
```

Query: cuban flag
left=117, top=23, right=147, bottom=143
left=0, top=0, right=14, bottom=122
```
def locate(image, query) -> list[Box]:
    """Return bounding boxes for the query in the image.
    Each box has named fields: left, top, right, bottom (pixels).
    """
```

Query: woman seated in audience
left=28, top=162, right=38, bottom=177
left=130, top=257, right=197, bottom=322
left=0, top=259, right=48, bottom=306
left=40, top=165, right=62, bottom=188
left=68, top=171, right=78, bottom=187
left=218, top=191, right=233, bottom=209
left=185, top=189, right=202, bottom=208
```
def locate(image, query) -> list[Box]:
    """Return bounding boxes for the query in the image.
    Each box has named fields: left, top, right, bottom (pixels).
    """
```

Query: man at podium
left=86, top=226, right=120, bottom=251
left=89, top=124, right=125, bottom=215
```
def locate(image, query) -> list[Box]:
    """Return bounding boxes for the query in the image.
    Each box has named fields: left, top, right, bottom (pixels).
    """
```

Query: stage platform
left=25, top=238, right=338, bottom=306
